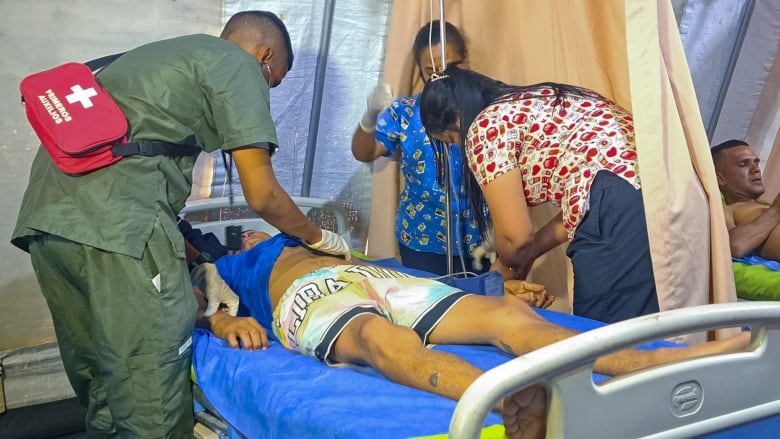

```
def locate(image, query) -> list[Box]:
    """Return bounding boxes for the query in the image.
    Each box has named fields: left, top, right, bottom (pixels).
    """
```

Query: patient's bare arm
left=209, top=312, right=269, bottom=350
left=504, top=280, right=555, bottom=309
left=727, top=193, right=780, bottom=259
left=194, top=285, right=269, bottom=350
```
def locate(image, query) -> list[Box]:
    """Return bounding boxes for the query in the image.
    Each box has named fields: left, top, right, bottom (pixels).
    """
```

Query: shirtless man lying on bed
left=196, top=230, right=751, bottom=439
left=713, top=139, right=780, bottom=262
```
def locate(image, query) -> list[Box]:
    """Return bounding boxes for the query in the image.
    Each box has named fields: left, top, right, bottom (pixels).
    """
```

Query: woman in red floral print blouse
left=420, top=66, right=659, bottom=323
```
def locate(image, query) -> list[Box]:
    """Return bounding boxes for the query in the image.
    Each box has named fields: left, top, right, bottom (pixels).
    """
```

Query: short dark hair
left=221, top=10, right=294, bottom=70
left=711, top=139, right=749, bottom=166
left=412, top=20, right=468, bottom=67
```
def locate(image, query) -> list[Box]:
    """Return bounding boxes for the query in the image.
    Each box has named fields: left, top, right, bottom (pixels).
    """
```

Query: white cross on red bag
left=19, top=62, right=128, bottom=174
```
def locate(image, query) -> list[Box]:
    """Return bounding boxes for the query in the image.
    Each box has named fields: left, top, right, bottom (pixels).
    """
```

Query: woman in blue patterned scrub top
left=351, top=20, right=487, bottom=275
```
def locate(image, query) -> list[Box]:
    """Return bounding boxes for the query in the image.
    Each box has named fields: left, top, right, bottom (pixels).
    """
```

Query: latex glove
left=359, top=83, right=393, bottom=133
left=471, top=243, right=498, bottom=271
left=308, top=229, right=352, bottom=261
left=191, top=263, right=240, bottom=317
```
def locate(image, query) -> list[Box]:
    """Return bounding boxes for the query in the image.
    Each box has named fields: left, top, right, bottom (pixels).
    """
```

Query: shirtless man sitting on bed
left=712, top=139, right=780, bottom=261
left=196, top=230, right=751, bottom=439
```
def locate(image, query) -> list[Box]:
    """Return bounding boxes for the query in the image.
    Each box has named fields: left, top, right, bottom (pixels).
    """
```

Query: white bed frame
left=180, top=195, right=351, bottom=246
left=182, top=195, right=352, bottom=438
left=450, top=301, right=780, bottom=438
left=182, top=197, right=780, bottom=438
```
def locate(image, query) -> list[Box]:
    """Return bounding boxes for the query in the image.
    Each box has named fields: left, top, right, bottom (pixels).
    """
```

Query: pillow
left=732, top=261, right=780, bottom=300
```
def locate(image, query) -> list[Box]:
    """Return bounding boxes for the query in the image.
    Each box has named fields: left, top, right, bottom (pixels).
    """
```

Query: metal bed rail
left=450, top=301, right=780, bottom=439
left=180, top=195, right=352, bottom=246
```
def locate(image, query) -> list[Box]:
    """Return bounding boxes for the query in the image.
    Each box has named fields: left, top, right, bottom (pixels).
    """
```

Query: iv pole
left=437, top=0, right=455, bottom=276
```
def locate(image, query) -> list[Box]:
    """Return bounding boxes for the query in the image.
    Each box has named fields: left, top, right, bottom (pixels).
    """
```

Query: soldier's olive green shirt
left=12, top=34, right=278, bottom=258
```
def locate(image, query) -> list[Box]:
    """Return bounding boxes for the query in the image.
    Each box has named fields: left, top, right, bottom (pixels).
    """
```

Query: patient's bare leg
left=620, top=331, right=751, bottom=375
left=428, top=295, right=750, bottom=438
left=428, top=295, right=751, bottom=376
left=330, top=313, right=484, bottom=402
left=331, top=311, right=551, bottom=439
left=332, top=298, right=749, bottom=438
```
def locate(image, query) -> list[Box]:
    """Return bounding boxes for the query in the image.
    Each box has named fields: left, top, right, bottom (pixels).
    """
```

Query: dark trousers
left=566, top=171, right=660, bottom=323
left=398, top=242, right=490, bottom=276
left=29, top=216, right=197, bottom=437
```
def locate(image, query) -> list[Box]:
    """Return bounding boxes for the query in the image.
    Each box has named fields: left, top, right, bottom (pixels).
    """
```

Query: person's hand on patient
left=209, top=312, right=269, bottom=350
left=504, top=280, right=555, bottom=309
left=308, top=229, right=352, bottom=261
left=191, top=277, right=268, bottom=350
left=191, top=262, right=240, bottom=316
left=491, top=258, right=516, bottom=280
left=359, top=83, right=393, bottom=133
left=493, top=254, right=537, bottom=281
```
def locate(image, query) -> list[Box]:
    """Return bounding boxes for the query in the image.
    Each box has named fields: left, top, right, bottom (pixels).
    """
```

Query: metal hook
left=430, top=70, right=450, bottom=82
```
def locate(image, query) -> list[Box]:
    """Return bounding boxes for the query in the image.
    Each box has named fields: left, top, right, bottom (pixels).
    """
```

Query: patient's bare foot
left=656, top=331, right=752, bottom=366
left=501, top=384, right=547, bottom=439
left=721, top=331, right=752, bottom=352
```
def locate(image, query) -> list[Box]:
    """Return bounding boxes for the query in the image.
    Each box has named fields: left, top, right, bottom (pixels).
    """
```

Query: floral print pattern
left=376, top=95, right=482, bottom=256
left=466, top=88, right=640, bottom=239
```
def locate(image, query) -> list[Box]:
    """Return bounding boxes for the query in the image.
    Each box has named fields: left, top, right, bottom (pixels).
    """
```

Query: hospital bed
left=181, top=196, right=780, bottom=439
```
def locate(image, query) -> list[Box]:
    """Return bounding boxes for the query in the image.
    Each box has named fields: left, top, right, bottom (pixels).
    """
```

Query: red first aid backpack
left=19, top=54, right=199, bottom=175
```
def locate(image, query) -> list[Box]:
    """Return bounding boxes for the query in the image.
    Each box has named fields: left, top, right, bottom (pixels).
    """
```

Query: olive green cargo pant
left=29, top=217, right=197, bottom=438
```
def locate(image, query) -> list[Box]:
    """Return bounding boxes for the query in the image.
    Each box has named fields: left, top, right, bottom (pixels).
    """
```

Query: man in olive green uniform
left=11, top=11, right=350, bottom=438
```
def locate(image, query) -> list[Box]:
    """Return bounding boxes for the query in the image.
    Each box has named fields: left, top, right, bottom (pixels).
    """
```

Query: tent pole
left=300, top=0, right=337, bottom=197
left=437, top=0, right=454, bottom=275
left=439, top=0, right=446, bottom=70
left=706, top=0, right=756, bottom=140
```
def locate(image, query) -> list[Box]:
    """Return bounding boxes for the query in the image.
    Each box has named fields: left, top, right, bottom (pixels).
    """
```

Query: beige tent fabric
left=751, top=52, right=780, bottom=200
left=626, top=0, right=738, bottom=343
left=368, top=0, right=738, bottom=342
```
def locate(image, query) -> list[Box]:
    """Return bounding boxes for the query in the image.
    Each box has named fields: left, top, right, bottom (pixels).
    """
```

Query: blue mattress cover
left=193, top=251, right=779, bottom=438
left=192, top=306, right=672, bottom=438
left=733, top=253, right=780, bottom=271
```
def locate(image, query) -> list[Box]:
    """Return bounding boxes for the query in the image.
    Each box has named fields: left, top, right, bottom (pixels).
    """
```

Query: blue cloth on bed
left=359, top=252, right=506, bottom=296
left=214, top=233, right=301, bottom=336
left=198, top=237, right=698, bottom=438
left=198, top=241, right=780, bottom=438
left=733, top=253, right=780, bottom=271
left=201, top=237, right=595, bottom=437
left=214, top=233, right=504, bottom=338
left=192, top=305, right=683, bottom=438
left=193, top=330, right=505, bottom=438
left=192, top=310, right=602, bottom=438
